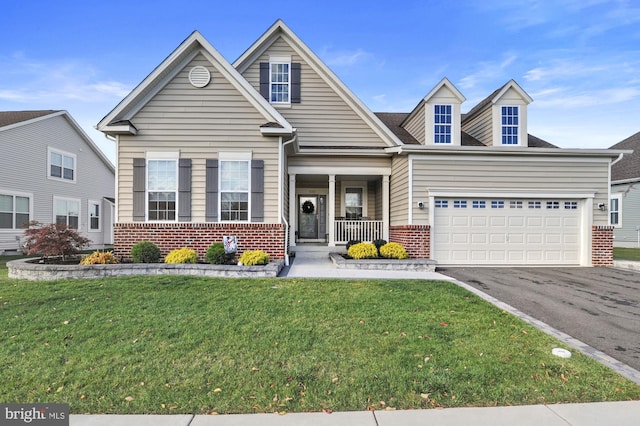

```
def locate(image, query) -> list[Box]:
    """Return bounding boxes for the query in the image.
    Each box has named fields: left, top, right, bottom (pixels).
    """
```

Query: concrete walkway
left=68, top=253, right=640, bottom=425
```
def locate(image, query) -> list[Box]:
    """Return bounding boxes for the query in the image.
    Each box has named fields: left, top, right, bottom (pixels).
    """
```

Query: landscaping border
left=7, top=258, right=284, bottom=281
left=329, top=252, right=436, bottom=271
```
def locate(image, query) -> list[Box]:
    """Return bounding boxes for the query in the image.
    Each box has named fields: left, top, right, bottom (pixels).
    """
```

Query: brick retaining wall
left=592, top=225, right=614, bottom=266
left=114, top=223, right=286, bottom=262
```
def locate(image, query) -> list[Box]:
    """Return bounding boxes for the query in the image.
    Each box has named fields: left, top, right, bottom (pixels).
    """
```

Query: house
left=0, top=110, right=115, bottom=253
left=610, top=132, right=640, bottom=247
left=97, top=20, right=623, bottom=266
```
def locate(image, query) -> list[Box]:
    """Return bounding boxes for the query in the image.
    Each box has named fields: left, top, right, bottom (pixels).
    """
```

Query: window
left=147, top=159, right=177, bottom=221
left=546, top=201, right=560, bottom=209
left=49, top=148, right=76, bottom=181
left=220, top=160, right=249, bottom=221
left=453, top=200, right=467, bottom=208
left=434, top=104, right=452, bottom=144
left=55, top=198, right=79, bottom=229
left=510, top=200, right=523, bottom=209
left=88, top=201, right=101, bottom=231
left=610, top=195, right=622, bottom=226
left=472, top=200, right=486, bottom=209
left=501, top=106, right=519, bottom=145
left=0, top=193, right=30, bottom=229
left=491, top=200, right=505, bottom=209
left=345, top=188, right=364, bottom=219
left=435, top=199, right=448, bottom=208
left=564, top=201, right=578, bottom=210
left=270, top=62, right=290, bottom=103
left=528, top=201, right=541, bottom=209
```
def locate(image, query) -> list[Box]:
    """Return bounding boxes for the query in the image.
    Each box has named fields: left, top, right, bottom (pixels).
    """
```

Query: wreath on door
left=302, top=200, right=315, bottom=214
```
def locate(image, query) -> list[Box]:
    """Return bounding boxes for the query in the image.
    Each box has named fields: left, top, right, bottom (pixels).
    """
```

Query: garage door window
left=472, top=200, right=486, bottom=208
left=454, top=200, right=467, bottom=208
left=528, top=201, right=541, bottom=209
left=564, top=201, right=578, bottom=210
left=510, top=200, right=523, bottom=208
left=435, top=200, right=448, bottom=208
left=547, top=201, right=560, bottom=209
left=491, top=200, right=505, bottom=208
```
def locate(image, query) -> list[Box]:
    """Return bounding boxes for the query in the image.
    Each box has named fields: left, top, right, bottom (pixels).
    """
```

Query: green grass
left=0, top=259, right=639, bottom=414
left=614, top=247, right=640, bottom=261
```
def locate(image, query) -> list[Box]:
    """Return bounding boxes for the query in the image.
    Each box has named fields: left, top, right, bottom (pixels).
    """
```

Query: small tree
left=23, top=221, right=91, bottom=262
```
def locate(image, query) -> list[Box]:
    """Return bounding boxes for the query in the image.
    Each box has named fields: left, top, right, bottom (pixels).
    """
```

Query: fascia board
left=492, top=79, right=533, bottom=105
left=424, top=77, right=466, bottom=103
left=393, top=145, right=629, bottom=158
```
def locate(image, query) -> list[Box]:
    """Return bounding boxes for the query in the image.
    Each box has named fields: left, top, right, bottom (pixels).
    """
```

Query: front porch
left=288, top=166, right=390, bottom=247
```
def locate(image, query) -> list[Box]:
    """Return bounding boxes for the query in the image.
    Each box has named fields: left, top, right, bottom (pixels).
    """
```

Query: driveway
left=437, top=267, right=640, bottom=371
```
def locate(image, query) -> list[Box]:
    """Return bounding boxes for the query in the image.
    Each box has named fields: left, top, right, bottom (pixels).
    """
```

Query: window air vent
left=189, top=66, right=211, bottom=88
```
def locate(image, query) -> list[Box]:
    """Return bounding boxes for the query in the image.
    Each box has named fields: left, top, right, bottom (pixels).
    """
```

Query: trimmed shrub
left=238, top=250, right=270, bottom=266
left=345, top=240, right=361, bottom=251
left=165, top=247, right=199, bottom=264
left=347, top=242, right=379, bottom=260
left=372, top=239, right=387, bottom=255
left=80, top=250, right=119, bottom=265
left=379, top=242, right=409, bottom=260
left=131, top=241, right=161, bottom=263
left=205, top=242, right=236, bottom=265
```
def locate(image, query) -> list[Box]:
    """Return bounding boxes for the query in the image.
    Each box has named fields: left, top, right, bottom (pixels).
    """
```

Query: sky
left=1, top=0, right=640, bottom=163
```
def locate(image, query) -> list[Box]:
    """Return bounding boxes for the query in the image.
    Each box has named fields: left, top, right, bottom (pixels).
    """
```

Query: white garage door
left=433, top=199, right=581, bottom=265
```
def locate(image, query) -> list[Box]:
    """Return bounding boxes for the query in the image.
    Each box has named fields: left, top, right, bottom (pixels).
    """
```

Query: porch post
left=382, top=175, right=390, bottom=241
left=328, top=174, right=336, bottom=246
left=289, top=174, right=296, bottom=247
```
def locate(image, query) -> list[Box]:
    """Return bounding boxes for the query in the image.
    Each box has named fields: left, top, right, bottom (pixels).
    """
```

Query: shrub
left=238, top=250, right=270, bottom=266
left=131, top=241, right=161, bottom=263
left=80, top=250, right=119, bottom=265
left=372, top=239, right=387, bottom=255
left=380, top=242, right=409, bottom=259
left=347, top=242, right=379, bottom=260
left=205, top=242, right=236, bottom=265
left=345, top=240, right=361, bottom=251
left=23, top=221, right=91, bottom=261
left=165, top=248, right=199, bottom=264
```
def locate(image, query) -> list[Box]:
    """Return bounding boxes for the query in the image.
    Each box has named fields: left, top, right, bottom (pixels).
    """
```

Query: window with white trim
left=435, top=199, right=448, bottom=208
left=49, top=148, right=76, bottom=182
left=345, top=187, right=364, bottom=219
left=501, top=106, right=519, bottom=145
left=528, top=201, right=541, bottom=209
left=220, top=159, right=250, bottom=221
left=434, top=104, right=452, bottom=144
left=270, top=62, right=290, bottom=103
left=491, top=200, right=505, bottom=209
left=510, top=200, right=523, bottom=209
left=147, top=159, right=177, bottom=221
left=610, top=195, right=622, bottom=226
left=564, top=201, right=578, bottom=210
left=88, top=200, right=101, bottom=231
left=546, top=201, right=560, bottom=209
left=472, top=200, right=486, bottom=209
left=453, top=200, right=467, bottom=208
left=55, top=198, right=80, bottom=229
left=0, top=192, right=31, bottom=229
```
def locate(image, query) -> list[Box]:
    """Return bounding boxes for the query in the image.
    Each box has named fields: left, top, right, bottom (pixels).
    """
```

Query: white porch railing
left=334, top=220, right=384, bottom=243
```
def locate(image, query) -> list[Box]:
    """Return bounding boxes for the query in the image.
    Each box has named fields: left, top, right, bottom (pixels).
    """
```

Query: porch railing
left=334, top=219, right=384, bottom=244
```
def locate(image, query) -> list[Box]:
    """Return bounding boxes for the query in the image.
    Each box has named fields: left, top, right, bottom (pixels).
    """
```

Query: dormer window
left=501, top=106, right=519, bottom=145
left=434, top=104, right=452, bottom=144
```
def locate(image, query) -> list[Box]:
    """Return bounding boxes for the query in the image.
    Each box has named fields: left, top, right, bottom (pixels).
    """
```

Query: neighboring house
left=610, top=132, right=640, bottom=247
left=0, top=110, right=115, bottom=253
left=97, top=20, right=622, bottom=266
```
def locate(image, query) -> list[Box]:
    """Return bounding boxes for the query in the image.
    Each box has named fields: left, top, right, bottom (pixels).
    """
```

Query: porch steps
left=290, top=244, right=344, bottom=258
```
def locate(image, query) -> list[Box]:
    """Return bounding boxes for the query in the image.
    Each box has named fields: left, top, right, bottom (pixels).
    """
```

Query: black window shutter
left=178, top=159, right=191, bottom=221
left=205, top=159, right=218, bottom=222
left=251, top=160, right=264, bottom=222
left=132, top=158, right=146, bottom=221
left=259, top=62, right=269, bottom=100
left=291, top=62, right=301, bottom=103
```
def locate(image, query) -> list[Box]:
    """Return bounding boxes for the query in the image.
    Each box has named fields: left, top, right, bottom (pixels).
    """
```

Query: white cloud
left=322, top=48, right=372, bottom=68
left=458, top=53, right=518, bottom=90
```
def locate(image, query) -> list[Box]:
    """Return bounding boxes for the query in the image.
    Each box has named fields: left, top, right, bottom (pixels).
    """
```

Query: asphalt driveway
left=437, top=267, right=640, bottom=371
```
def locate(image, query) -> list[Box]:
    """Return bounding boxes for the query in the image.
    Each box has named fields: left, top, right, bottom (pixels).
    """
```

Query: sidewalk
left=70, top=401, right=640, bottom=425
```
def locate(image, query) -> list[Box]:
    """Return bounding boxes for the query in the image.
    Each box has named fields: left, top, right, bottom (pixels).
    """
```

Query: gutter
left=280, top=133, right=297, bottom=266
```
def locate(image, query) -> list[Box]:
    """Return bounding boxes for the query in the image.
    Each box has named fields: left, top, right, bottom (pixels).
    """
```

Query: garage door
left=433, top=199, right=581, bottom=265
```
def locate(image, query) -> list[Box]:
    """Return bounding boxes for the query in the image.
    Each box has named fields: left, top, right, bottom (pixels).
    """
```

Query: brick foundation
left=592, top=225, right=614, bottom=266
left=114, top=222, right=286, bottom=262
left=389, top=225, right=430, bottom=259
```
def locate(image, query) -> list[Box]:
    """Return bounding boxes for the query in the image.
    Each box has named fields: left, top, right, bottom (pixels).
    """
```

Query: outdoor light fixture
left=598, top=203, right=607, bottom=211
left=418, top=201, right=425, bottom=209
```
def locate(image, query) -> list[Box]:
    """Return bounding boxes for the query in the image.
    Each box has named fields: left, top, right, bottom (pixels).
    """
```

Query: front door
left=298, top=195, right=326, bottom=241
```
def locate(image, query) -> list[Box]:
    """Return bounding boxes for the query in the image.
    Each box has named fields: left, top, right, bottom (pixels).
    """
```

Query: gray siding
left=390, top=156, right=409, bottom=225
left=403, top=103, right=425, bottom=144
left=612, top=182, right=640, bottom=247
left=0, top=114, right=114, bottom=251
left=241, top=36, right=389, bottom=149
left=118, top=53, right=281, bottom=223
left=462, top=106, right=492, bottom=146
left=410, top=156, right=610, bottom=226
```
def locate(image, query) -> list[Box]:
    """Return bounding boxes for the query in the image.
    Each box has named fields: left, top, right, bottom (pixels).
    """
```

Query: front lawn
left=0, top=267, right=638, bottom=414
left=614, top=247, right=640, bottom=261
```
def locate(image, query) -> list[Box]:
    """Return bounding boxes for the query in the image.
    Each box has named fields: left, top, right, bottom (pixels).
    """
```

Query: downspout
left=280, top=133, right=297, bottom=266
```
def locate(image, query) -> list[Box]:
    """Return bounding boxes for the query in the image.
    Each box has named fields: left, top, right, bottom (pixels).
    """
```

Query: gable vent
left=189, top=66, right=211, bottom=88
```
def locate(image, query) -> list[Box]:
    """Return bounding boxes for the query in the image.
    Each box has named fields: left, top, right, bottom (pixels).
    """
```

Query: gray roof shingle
left=0, top=110, right=59, bottom=128
left=610, top=131, right=640, bottom=182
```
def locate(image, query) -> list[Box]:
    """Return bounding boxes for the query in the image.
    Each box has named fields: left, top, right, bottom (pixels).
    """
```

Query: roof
left=610, top=131, right=640, bottom=182
left=0, top=110, right=60, bottom=128
left=462, top=80, right=532, bottom=124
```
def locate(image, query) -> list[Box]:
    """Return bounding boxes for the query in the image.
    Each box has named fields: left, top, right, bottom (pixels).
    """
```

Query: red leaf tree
left=23, top=221, right=91, bottom=262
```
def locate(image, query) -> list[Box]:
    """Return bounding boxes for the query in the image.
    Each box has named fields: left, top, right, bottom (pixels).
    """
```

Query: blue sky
left=1, top=0, right=639, bottom=162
